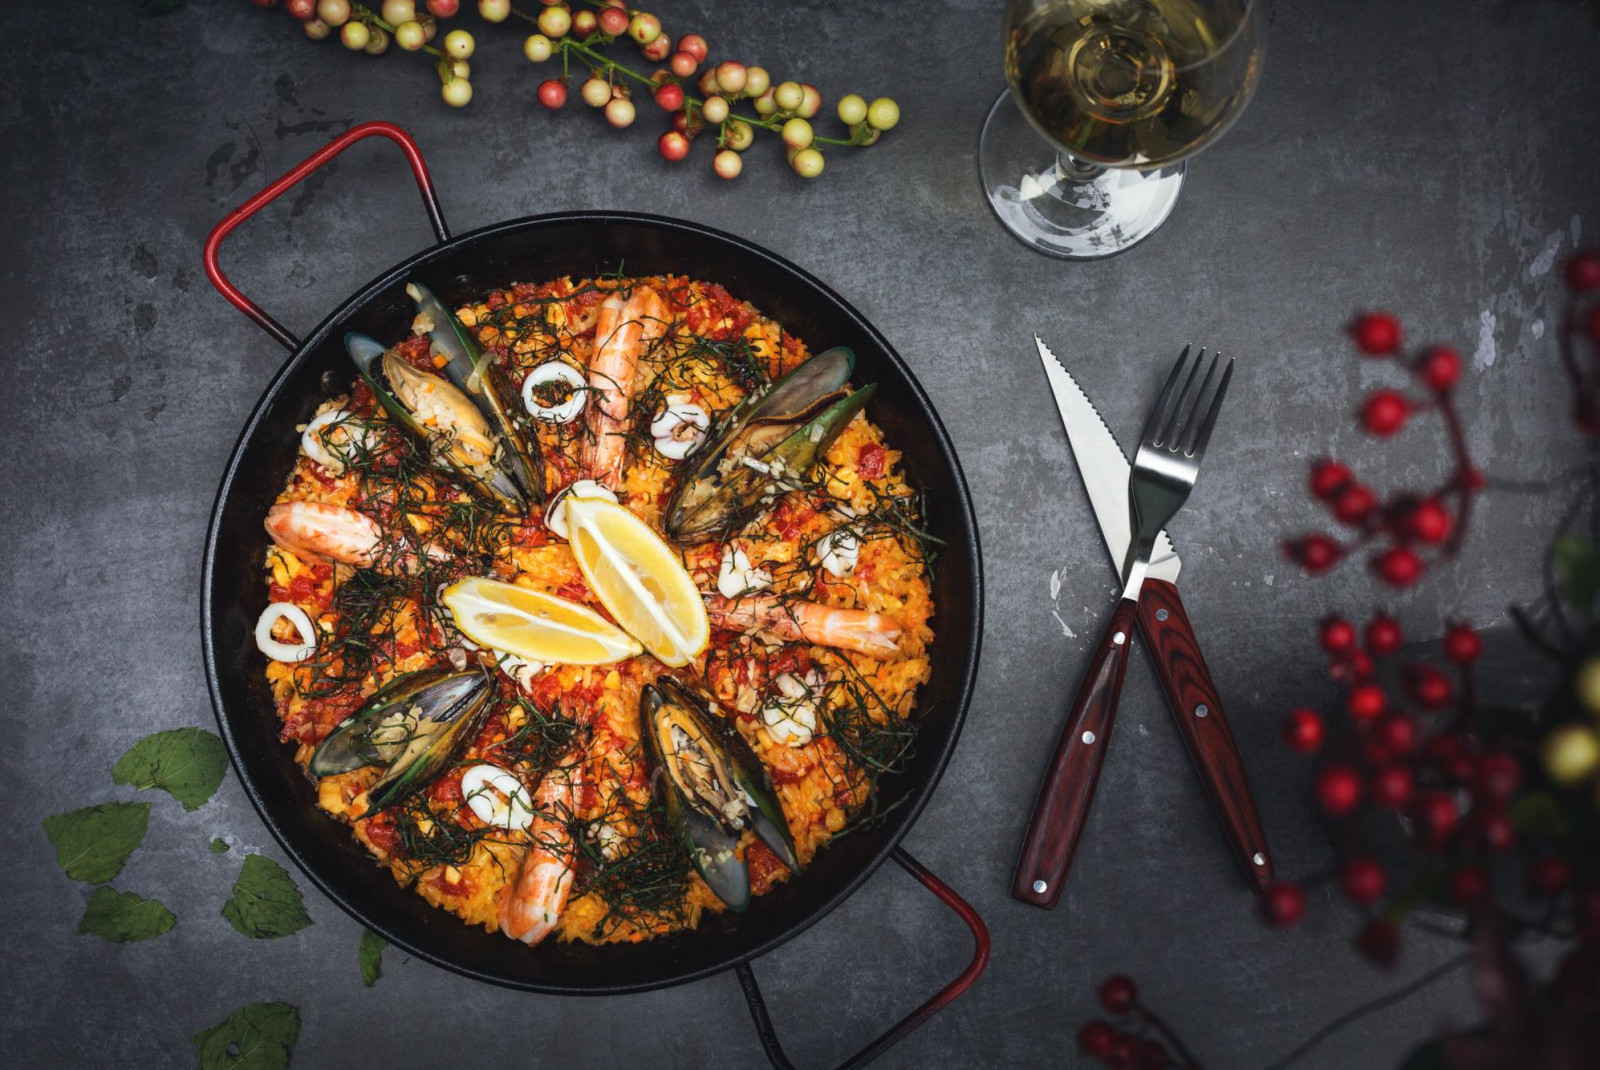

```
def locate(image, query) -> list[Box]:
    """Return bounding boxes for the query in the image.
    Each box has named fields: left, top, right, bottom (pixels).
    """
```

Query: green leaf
left=221, top=855, right=313, bottom=939
left=359, top=929, right=387, bottom=987
left=111, top=727, right=228, bottom=812
left=77, top=886, right=176, bottom=942
left=191, top=1002, right=300, bottom=1070
left=211, top=837, right=231, bottom=853
left=42, top=802, right=150, bottom=883
left=1555, top=536, right=1600, bottom=615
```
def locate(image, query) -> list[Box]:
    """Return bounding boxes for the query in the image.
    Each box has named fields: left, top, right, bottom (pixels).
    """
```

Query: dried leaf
left=112, top=727, right=228, bottom=811
left=42, top=802, right=150, bottom=884
left=221, top=855, right=312, bottom=939
left=77, top=886, right=176, bottom=943
left=191, top=1002, right=300, bottom=1070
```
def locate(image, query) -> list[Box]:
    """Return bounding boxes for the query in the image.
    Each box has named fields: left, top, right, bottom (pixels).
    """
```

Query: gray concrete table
left=3, top=0, right=1594, bottom=1065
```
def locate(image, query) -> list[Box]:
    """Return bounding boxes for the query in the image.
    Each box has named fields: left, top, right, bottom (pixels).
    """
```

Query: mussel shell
left=407, top=282, right=545, bottom=507
left=666, top=378, right=878, bottom=544
left=310, top=666, right=493, bottom=813
left=656, top=677, right=799, bottom=875
left=345, top=332, right=529, bottom=512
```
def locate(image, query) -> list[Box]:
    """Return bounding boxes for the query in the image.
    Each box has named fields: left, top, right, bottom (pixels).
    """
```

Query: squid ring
left=521, top=362, right=587, bottom=424
left=255, top=602, right=318, bottom=663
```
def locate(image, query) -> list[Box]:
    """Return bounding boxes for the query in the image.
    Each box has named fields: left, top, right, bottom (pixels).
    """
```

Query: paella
left=254, top=274, right=937, bottom=946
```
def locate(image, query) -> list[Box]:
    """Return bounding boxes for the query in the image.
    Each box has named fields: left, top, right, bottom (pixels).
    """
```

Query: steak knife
left=1019, top=336, right=1272, bottom=901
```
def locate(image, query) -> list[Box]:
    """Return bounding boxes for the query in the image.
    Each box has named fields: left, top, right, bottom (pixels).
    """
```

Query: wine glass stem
left=1057, top=153, right=1106, bottom=183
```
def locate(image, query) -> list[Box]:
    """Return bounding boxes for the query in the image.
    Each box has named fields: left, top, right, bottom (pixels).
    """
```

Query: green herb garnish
left=221, top=855, right=313, bottom=939
left=42, top=802, right=150, bottom=884
left=111, top=727, right=228, bottom=812
left=77, top=886, right=176, bottom=943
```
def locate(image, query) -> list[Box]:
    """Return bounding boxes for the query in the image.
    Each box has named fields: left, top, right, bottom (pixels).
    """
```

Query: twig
left=1261, top=951, right=1471, bottom=1070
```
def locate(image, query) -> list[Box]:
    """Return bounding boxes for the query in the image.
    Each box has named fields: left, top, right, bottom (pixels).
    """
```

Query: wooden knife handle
left=1136, top=579, right=1273, bottom=891
left=1013, top=598, right=1139, bottom=909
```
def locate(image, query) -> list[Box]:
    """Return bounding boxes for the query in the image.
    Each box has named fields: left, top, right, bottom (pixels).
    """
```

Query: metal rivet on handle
left=1032, top=879, right=1048, bottom=894
left=1253, top=853, right=1267, bottom=866
left=1194, top=704, right=1209, bottom=718
left=1082, top=730, right=1096, bottom=744
left=1155, top=608, right=1169, bottom=621
left=1112, top=631, right=1126, bottom=645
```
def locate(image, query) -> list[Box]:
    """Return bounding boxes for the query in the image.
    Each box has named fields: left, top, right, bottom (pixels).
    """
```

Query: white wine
left=1004, top=0, right=1263, bottom=169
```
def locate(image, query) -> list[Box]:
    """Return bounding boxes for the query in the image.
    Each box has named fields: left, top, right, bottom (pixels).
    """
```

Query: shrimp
left=582, top=285, right=670, bottom=488
left=498, top=760, right=584, bottom=946
left=264, top=501, right=442, bottom=575
left=704, top=594, right=902, bottom=657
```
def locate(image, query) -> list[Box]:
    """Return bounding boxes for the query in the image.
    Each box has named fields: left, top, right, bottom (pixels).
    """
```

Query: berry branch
left=251, top=0, right=903, bottom=180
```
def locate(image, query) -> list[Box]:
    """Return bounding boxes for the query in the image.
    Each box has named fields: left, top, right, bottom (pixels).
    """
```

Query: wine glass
left=980, top=0, right=1267, bottom=259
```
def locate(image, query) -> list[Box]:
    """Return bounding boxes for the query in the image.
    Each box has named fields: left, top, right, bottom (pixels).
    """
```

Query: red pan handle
left=1136, top=579, right=1273, bottom=890
left=202, top=120, right=450, bottom=351
left=1012, top=597, right=1138, bottom=908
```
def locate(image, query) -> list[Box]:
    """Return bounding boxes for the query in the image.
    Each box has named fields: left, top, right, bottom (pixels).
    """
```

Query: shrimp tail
left=704, top=594, right=902, bottom=657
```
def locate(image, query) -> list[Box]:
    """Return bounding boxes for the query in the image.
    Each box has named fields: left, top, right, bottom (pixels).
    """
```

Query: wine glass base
left=978, top=91, right=1185, bottom=260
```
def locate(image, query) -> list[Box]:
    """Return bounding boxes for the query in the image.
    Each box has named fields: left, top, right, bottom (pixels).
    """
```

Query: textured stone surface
left=2, top=0, right=1594, bottom=1066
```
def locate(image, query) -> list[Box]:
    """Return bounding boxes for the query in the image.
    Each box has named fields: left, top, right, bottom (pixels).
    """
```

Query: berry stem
left=1133, top=1002, right=1208, bottom=1070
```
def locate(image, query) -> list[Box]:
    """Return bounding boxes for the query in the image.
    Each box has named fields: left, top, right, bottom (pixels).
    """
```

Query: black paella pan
left=201, top=122, right=985, bottom=1065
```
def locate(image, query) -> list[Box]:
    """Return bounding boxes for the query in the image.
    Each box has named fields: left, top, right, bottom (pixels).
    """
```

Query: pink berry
left=657, top=130, right=689, bottom=161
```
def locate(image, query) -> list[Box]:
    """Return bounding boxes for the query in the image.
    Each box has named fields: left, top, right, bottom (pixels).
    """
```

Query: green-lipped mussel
left=664, top=347, right=876, bottom=543
left=310, top=666, right=493, bottom=812
left=639, top=676, right=799, bottom=911
left=344, top=331, right=533, bottom=513
left=407, top=281, right=545, bottom=507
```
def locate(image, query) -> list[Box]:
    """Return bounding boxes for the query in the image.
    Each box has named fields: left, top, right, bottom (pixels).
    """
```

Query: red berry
left=1417, top=346, right=1461, bottom=391
left=1566, top=251, right=1600, bottom=293
left=1370, top=763, right=1415, bottom=808
left=1405, top=498, right=1452, bottom=544
left=1331, top=648, right=1374, bottom=684
left=1309, top=458, right=1352, bottom=501
left=1108, top=1035, right=1137, bottom=1070
left=1315, top=764, right=1363, bottom=816
left=1365, top=613, right=1404, bottom=657
left=1443, top=622, right=1481, bottom=664
left=1286, top=534, right=1344, bottom=573
left=1339, top=856, right=1387, bottom=907
left=1320, top=616, right=1358, bottom=654
left=1474, top=809, right=1515, bottom=854
left=1345, top=683, right=1386, bottom=724
left=1136, top=1041, right=1171, bottom=1069
left=656, top=130, right=689, bottom=162
left=287, top=0, right=316, bottom=16
left=1098, top=975, right=1138, bottom=1014
left=676, top=32, right=708, bottom=62
left=1355, top=919, right=1401, bottom=970
left=1403, top=664, right=1453, bottom=709
left=1448, top=864, right=1489, bottom=906
left=1261, top=881, right=1307, bottom=928
left=1360, top=390, right=1411, bottom=437
left=1530, top=853, right=1574, bottom=896
left=1371, top=546, right=1424, bottom=587
left=1424, top=732, right=1464, bottom=766
left=597, top=6, right=628, bottom=35
left=537, top=78, right=568, bottom=109
left=653, top=82, right=685, bottom=111
left=1471, top=752, right=1521, bottom=804
left=1332, top=483, right=1378, bottom=525
left=1079, top=1021, right=1116, bottom=1058
left=1350, top=311, right=1403, bottom=355
left=1282, top=708, right=1326, bottom=754
left=1376, top=713, right=1419, bottom=754
left=1413, top=790, right=1459, bottom=849
left=426, top=0, right=458, bottom=15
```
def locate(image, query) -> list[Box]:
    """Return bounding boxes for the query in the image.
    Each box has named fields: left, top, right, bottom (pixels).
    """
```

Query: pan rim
left=201, top=209, right=984, bottom=995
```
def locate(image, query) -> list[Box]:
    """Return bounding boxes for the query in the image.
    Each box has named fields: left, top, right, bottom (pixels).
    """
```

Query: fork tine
left=1175, top=351, right=1222, bottom=455
left=1160, top=346, right=1208, bottom=448
left=1140, top=344, right=1193, bottom=448
left=1184, top=355, right=1234, bottom=460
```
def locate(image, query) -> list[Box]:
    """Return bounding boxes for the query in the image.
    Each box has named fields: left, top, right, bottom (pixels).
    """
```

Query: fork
left=1013, top=346, right=1234, bottom=908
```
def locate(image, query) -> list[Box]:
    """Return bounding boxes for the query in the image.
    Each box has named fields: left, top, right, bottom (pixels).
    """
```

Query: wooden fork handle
left=1136, top=580, right=1273, bottom=892
left=1012, top=598, right=1138, bottom=909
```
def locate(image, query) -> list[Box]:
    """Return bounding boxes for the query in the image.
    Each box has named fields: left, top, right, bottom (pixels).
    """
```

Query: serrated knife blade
left=1035, top=335, right=1181, bottom=585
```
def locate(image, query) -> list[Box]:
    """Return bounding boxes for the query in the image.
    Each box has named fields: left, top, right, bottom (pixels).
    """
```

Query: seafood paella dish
left=254, top=275, right=938, bottom=946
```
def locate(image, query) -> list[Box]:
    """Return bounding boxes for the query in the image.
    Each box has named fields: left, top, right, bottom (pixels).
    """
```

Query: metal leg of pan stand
left=734, top=847, right=990, bottom=1070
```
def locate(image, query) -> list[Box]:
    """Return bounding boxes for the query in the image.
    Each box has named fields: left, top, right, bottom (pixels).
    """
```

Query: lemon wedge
left=441, top=577, right=642, bottom=665
left=563, top=497, right=710, bottom=667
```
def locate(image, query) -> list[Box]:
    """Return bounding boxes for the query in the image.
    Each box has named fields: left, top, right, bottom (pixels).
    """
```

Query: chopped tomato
left=349, top=379, right=377, bottom=416
left=772, top=499, right=815, bottom=541
left=857, top=443, right=886, bottom=479
left=304, top=691, right=364, bottom=743
left=487, top=291, right=507, bottom=310
left=683, top=283, right=752, bottom=341
left=512, top=518, right=549, bottom=548
left=557, top=579, right=592, bottom=603
left=745, top=840, right=786, bottom=896
left=364, top=816, right=399, bottom=856
left=394, top=335, right=434, bottom=372
left=770, top=646, right=813, bottom=678
left=428, top=769, right=465, bottom=807
left=307, top=462, right=339, bottom=488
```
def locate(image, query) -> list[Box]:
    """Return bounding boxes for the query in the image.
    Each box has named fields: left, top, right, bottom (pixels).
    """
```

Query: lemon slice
left=563, top=497, right=710, bottom=668
left=441, top=577, right=642, bottom=665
